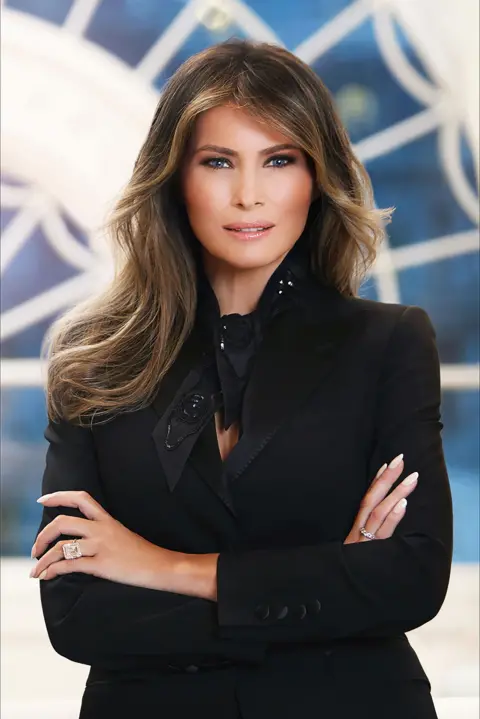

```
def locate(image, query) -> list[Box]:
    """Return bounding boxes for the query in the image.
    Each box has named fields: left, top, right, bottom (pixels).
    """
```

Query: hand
left=30, top=490, right=182, bottom=591
left=344, top=454, right=418, bottom=544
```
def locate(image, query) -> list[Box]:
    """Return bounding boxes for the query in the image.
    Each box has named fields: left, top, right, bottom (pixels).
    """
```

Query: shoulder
left=342, top=295, right=436, bottom=338
left=310, top=292, right=439, bottom=370
left=340, top=297, right=440, bottom=379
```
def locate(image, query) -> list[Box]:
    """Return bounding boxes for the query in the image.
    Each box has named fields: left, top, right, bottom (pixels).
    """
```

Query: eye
left=266, top=154, right=296, bottom=168
left=200, top=157, right=231, bottom=170
left=199, top=154, right=297, bottom=170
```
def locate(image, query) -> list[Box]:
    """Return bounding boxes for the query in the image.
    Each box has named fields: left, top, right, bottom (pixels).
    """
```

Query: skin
left=30, top=105, right=419, bottom=595
left=180, top=104, right=317, bottom=315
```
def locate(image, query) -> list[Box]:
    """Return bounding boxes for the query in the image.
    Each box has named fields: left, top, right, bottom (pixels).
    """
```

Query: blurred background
left=1, top=0, right=478, bottom=717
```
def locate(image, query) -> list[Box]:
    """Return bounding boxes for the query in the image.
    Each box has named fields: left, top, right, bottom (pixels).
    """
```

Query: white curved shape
left=390, top=0, right=479, bottom=182
left=354, top=104, right=443, bottom=164
left=41, top=201, right=96, bottom=272
left=63, top=0, right=102, bottom=36
left=372, top=6, right=441, bottom=107
left=0, top=272, right=98, bottom=341
left=0, top=198, right=42, bottom=274
left=373, top=229, right=480, bottom=272
left=1, top=8, right=159, bottom=233
left=0, top=183, right=31, bottom=207
left=226, top=0, right=284, bottom=44
left=135, top=0, right=202, bottom=81
left=294, top=0, right=374, bottom=63
left=438, top=121, right=480, bottom=224
left=135, top=0, right=284, bottom=83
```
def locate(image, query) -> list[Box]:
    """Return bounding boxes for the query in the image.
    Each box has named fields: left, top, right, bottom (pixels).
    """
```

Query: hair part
left=43, top=38, right=393, bottom=425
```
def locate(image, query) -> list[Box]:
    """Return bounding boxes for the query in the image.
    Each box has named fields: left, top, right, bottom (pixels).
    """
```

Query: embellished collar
left=195, top=243, right=313, bottom=429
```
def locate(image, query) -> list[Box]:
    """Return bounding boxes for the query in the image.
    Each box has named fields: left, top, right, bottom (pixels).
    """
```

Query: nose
left=231, top=167, right=263, bottom=209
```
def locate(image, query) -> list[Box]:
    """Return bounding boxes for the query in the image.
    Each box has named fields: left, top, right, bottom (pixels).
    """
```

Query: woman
left=31, top=39, right=453, bottom=718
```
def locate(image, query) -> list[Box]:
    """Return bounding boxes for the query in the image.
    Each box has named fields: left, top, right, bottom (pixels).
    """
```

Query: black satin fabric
left=194, top=242, right=313, bottom=433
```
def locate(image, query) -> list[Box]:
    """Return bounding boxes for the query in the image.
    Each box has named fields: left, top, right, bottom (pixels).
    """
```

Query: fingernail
left=402, top=472, right=419, bottom=486
left=394, top=498, right=408, bottom=513
left=388, top=453, right=404, bottom=469
left=29, top=566, right=37, bottom=578
left=36, top=494, right=52, bottom=503
left=38, top=569, right=48, bottom=580
left=375, top=463, right=388, bottom=479
left=31, top=545, right=36, bottom=558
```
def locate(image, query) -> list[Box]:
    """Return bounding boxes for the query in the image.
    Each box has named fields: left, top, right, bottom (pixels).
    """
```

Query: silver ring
left=62, top=540, right=82, bottom=560
left=359, top=527, right=377, bottom=541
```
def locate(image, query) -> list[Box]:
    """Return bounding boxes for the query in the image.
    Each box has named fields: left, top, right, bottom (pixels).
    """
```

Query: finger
left=36, top=491, right=108, bottom=521
left=33, top=515, right=93, bottom=557
left=37, top=556, right=96, bottom=581
left=366, top=471, right=419, bottom=534
left=375, top=498, right=408, bottom=539
left=370, top=454, right=404, bottom=486
left=363, top=472, right=418, bottom=539
left=30, top=538, right=96, bottom=578
left=356, top=456, right=405, bottom=529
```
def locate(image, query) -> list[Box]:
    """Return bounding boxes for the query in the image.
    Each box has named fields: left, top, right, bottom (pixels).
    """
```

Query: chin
left=208, top=242, right=293, bottom=272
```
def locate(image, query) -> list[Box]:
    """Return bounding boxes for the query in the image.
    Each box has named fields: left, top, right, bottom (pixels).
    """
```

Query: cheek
left=183, top=175, right=227, bottom=222
left=269, top=171, right=313, bottom=210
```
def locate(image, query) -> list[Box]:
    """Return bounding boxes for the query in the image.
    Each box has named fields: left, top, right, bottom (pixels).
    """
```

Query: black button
left=295, top=604, right=307, bottom=619
left=180, top=393, right=209, bottom=423
left=276, top=606, right=289, bottom=620
left=308, top=598, right=321, bottom=614
left=254, top=603, right=270, bottom=620
left=220, top=315, right=253, bottom=350
left=185, top=664, right=199, bottom=673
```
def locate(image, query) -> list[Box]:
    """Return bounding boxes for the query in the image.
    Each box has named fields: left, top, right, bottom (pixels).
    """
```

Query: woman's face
left=180, top=104, right=315, bottom=271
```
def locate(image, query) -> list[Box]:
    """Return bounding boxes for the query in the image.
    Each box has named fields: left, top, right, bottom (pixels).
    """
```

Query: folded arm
left=36, top=418, right=266, bottom=668
left=215, top=306, right=453, bottom=641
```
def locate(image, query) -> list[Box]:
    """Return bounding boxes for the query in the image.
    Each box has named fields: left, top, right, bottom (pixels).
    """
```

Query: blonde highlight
left=44, top=39, right=393, bottom=424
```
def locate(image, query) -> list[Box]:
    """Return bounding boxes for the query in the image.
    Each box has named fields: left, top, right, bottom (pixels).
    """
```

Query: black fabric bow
left=195, top=242, right=312, bottom=431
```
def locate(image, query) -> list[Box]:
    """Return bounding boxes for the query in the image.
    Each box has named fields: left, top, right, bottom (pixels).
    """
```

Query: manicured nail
left=38, top=569, right=48, bottom=580
left=375, top=463, right=388, bottom=479
left=394, top=498, right=408, bottom=513
left=29, top=566, right=37, bottom=578
left=388, top=453, right=404, bottom=469
left=402, top=472, right=419, bottom=486
left=31, top=545, right=36, bottom=558
left=36, top=494, right=52, bottom=503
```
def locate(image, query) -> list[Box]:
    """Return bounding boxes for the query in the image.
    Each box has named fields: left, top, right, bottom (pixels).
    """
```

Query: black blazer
left=35, top=283, right=453, bottom=719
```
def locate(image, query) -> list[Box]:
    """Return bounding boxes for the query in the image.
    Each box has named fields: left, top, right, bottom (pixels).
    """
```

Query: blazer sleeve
left=215, top=305, right=454, bottom=642
left=36, top=417, right=266, bottom=669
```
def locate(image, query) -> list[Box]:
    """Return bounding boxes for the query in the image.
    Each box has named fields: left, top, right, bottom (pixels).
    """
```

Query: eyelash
left=200, top=154, right=296, bottom=170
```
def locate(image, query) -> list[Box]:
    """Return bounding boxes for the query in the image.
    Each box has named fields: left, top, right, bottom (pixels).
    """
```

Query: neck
left=202, top=250, right=288, bottom=316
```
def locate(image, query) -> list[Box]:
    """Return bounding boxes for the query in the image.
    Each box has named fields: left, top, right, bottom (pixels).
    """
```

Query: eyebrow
left=193, top=143, right=301, bottom=156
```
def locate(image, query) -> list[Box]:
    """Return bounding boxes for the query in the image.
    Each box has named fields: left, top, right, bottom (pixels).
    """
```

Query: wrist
left=174, top=552, right=219, bottom=601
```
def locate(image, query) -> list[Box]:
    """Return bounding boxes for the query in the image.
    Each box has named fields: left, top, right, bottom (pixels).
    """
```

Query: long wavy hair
left=43, top=38, right=393, bottom=425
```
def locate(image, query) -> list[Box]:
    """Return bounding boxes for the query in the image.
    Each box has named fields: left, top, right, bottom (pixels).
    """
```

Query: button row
left=254, top=598, right=321, bottom=621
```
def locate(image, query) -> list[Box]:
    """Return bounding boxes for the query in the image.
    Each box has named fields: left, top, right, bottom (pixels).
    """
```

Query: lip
left=223, top=221, right=275, bottom=230
left=223, top=226, right=274, bottom=241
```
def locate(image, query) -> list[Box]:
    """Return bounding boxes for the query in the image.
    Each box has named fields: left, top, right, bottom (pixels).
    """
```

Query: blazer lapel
left=150, top=324, right=237, bottom=514
left=222, top=288, right=360, bottom=484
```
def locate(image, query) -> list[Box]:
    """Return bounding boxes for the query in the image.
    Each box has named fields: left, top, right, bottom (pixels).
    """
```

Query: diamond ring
left=359, top=527, right=377, bottom=541
left=62, top=540, right=82, bottom=560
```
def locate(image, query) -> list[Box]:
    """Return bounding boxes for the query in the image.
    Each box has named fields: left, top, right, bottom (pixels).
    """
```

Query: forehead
left=190, top=105, right=290, bottom=146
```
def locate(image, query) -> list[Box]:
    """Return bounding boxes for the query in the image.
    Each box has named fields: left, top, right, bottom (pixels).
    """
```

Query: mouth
left=223, top=225, right=275, bottom=240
